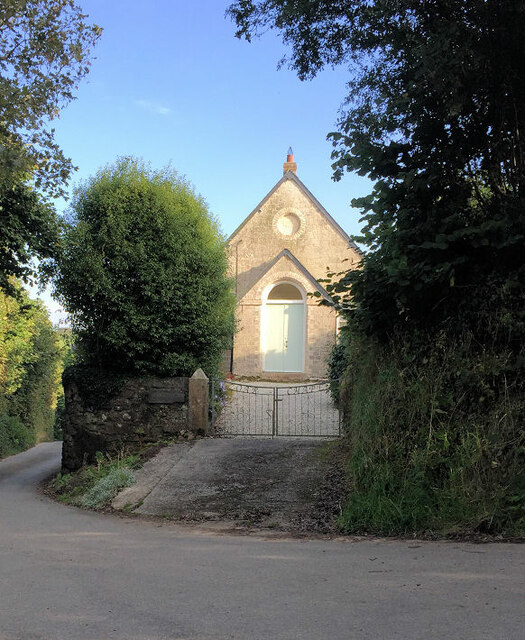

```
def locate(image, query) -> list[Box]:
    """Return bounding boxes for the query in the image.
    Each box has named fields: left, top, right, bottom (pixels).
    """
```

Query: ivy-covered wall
left=62, top=367, right=190, bottom=471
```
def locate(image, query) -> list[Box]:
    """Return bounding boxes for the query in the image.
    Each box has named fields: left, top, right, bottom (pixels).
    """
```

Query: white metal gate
left=210, top=380, right=340, bottom=437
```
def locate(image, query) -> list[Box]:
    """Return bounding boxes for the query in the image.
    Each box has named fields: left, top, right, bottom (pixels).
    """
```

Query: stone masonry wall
left=233, top=299, right=336, bottom=379
left=230, top=179, right=360, bottom=303
left=62, top=375, right=189, bottom=471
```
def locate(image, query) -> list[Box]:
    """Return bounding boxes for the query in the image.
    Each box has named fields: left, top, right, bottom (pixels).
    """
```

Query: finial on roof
left=283, top=147, right=297, bottom=175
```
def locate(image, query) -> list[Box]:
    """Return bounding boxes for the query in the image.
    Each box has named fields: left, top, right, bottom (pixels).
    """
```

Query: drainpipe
left=231, top=240, right=242, bottom=374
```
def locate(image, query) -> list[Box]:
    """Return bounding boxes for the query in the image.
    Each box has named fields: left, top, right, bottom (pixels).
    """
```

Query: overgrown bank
left=335, top=322, right=524, bottom=537
left=47, top=450, right=141, bottom=510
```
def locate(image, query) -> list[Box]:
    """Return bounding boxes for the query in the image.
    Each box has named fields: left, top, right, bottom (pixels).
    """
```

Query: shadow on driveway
left=113, top=438, right=344, bottom=532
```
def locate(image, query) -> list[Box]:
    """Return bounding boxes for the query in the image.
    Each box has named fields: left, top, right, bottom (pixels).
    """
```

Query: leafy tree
left=228, top=1, right=525, bottom=535
left=0, top=1, right=101, bottom=293
left=0, top=0, right=102, bottom=196
left=0, top=180, right=60, bottom=292
left=0, top=282, right=36, bottom=398
left=0, top=280, right=63, bottom=457
left=47, top=158, right=236, bottom=377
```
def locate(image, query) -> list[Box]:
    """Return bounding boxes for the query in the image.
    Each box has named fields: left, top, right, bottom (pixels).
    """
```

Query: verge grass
left=339, top=333, right=524, bottom=538
left=49, top=450, right=140, bottom=509
left=0, top=414, right=35, bottom=459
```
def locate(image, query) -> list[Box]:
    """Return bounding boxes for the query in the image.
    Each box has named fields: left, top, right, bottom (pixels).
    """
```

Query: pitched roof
left=228, top=170, right=362, bottom=254
left=240, top=248, right=332, bottom=303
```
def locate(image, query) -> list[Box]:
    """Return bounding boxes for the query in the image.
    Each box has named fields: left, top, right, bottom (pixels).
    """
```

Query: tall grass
left=80, top=467, right=135, bottom=508
left=339, top=332, right=524, bottom=536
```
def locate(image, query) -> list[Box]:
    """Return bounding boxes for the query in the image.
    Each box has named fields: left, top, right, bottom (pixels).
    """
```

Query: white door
left=264, top=303, right=304, bottom=372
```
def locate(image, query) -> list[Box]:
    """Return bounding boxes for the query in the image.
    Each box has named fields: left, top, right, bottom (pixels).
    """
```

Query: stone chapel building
left=226, top=150, right=361, bottom=380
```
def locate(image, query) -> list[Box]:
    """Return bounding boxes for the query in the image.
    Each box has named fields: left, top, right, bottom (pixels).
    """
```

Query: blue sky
left=34, top=0, right=372, bottom=321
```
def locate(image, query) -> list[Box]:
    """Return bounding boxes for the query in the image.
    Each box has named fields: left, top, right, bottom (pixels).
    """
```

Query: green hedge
left=0, top=281, right=64, bottom=459
left=46, top=158, right=235, bottom=378
left=0, top=414, right=34, bottom=459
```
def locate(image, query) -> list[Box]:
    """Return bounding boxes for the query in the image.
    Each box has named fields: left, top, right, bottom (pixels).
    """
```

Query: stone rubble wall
left=62, top=375, right=190, bottom=472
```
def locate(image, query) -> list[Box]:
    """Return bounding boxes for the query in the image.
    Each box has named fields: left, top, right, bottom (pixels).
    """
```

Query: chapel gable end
left=227, top=150, right=360, bottom=380
left=227, top=150, right=360, bottom=293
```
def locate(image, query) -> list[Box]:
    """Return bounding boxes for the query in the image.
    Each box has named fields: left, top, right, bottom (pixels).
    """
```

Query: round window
left=276, top=213, right=301, bottom=236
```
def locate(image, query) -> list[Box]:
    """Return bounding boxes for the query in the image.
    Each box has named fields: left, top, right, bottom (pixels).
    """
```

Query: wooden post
left=188, top=368, right=209, bottom=434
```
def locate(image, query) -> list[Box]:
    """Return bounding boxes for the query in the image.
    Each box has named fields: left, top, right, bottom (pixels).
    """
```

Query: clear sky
left=32, top=0, right=372, bottom=322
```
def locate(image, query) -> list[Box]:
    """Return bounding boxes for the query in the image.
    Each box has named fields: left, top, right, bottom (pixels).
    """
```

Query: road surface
left=0, top=442, right=524, bottom=640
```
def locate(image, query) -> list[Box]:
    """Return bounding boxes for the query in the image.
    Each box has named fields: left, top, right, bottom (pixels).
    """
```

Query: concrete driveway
left=113, top=438, right=341, bottom=531
left=1, top=443, right=524, bottom=640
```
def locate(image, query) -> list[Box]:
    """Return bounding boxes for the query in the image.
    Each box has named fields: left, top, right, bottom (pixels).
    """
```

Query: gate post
left=272, top=386, right=278, bottom=437
left=188, top=368, right=209, bottom=434
left=210, top=379, right=216, bottom=431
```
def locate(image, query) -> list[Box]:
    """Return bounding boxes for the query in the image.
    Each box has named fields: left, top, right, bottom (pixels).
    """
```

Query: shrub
left=52, top=330, right=75, bottom=440
left=0, top=413, right=34, bottom=458
left=8, top=317, right=63, bottom=442
left=0, top=281, right=63, bottom=457
left=46, top=157, right=235, bottom=378
left=327, top=337, right=349, bottom=406
left=50, top=450, right=139, bottom=507
left=53, top=395, right=65, bottom=440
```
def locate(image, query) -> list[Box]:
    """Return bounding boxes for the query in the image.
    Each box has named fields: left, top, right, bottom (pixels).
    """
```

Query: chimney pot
left=283, top=147, right=297, bottom=175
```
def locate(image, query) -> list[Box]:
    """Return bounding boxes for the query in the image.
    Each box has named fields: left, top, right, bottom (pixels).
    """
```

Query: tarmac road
left=0, top=442, right=524, bottom=640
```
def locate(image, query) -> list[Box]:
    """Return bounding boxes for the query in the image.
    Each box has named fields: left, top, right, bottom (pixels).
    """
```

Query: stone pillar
left=188, top=368, right=209, bottom=434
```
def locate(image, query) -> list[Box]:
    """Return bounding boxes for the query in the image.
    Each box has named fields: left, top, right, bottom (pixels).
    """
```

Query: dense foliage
left=0, top=0, right=102, bottom=195
left=229, top=1, right=524, bottom=336
left=52, top=329, right=74, bottom=439
left=0, top=281, right=64, bottom=458
left=0, top=1, right=101, bottom=294
left=0, top=180, right=61, bottom=293
left=326, top=333, right=348, bottom=406
left=47, top=158, right=236, bottom=377
left=338, top=331, right=524, bottom=536
left=50, top=450, right=141, bottom=509
left=230, top=0, right=525, bottom=535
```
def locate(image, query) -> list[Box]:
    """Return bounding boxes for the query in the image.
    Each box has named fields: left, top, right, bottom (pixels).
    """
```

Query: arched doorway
left=263, top=282, right=305, bottom=372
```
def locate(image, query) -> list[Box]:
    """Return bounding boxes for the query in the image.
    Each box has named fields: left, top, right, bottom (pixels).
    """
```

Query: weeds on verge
left=49, top=450, right=140, bottom=509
